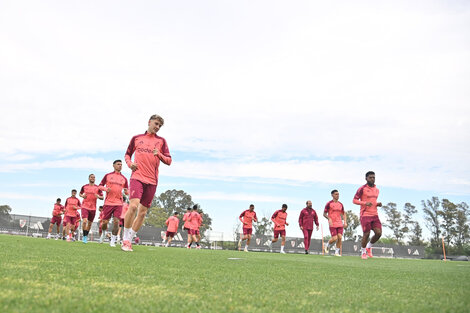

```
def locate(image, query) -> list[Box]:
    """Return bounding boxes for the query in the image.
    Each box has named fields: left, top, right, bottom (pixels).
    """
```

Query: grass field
left=1, top=235, right=469, bottom=313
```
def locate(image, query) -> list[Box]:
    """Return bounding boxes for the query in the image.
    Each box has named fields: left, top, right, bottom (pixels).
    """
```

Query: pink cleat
left=366, top=248, right=373, bottom=258
left=361, top=253, right=368, bottom=260
left=121, top=240, right=133, bottom=252
left=196, top=246, right=201, bottom=250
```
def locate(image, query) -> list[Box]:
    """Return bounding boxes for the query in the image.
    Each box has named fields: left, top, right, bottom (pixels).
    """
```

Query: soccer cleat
left=366, top=248, right=373, bottom=258
left=66, top=237, right=71, bottom=242
left=99, top=234, right=105, bottom=244
left=361, top=253, right=368, bottom=259
left=244, top=247, right=248, bottom=252
left=110, top=241, right=116, bottom=247
left=196, top=246, right=201, bottom=250
left=187, top=245, right=191, bottom=249
left=121, top=240, right=133, bottom=252
left=55, top=236, right=59, bottom=241
left=324, top=244, right=329, bottom=254
left=280, top=251, right=286, bottom=254
left=305, top=250, right=309, bottom=254
left=335, top=252, right=341, bottom=257
left=82, top=236, right=88, bottom=244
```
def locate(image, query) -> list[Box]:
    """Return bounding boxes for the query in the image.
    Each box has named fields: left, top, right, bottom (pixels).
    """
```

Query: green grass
left=1, top=235, right=469, bottom=313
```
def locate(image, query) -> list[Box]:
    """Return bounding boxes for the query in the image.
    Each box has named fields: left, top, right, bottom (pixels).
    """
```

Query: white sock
left=335, top=248, right=340, bottom=253
left=366, top=242, right=372, bottom=249
left=129, top=229, right=136, bottom=240
left=281, top=245, right=284, bottom=252
left=361, top=247, right=366, bottom=254
left=123, top=228, right=131, bottom=241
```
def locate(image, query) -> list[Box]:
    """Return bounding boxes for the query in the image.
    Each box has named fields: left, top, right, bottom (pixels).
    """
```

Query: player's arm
left=125, top=137, right=138, bottom=171
left=239, top=212, right=246, bottom=225
left=314, top=210, right=319, bottom=229
left=271, top=212, right=279, bottom=227
left=79, top=186, right=86, bottom=199
left=342, top=210, right=348, bottom=228
left=254, top=212, right=258, bottom=223
left=298, top=210, right=304, bottom=230
left=96, top=189, right=104, bottom=200
left=98, top=175, right=110, bottom=192
left=353, top=187, right=368, bottom=206
left=154, top=139, right=172, bottom=166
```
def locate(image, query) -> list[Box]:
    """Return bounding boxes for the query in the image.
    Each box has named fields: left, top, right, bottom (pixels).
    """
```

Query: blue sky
left=1, top=0, right=469, bottom=241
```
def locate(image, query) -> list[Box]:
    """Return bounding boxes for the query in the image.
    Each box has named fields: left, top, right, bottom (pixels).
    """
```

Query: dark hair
left=149, top=114, right=164, bottom=125
left=56, top=198, right=61, bottom=202
left=99, top=206, right=103, bottom=208
left=186, top=207, right=191, bottom=211
left=331, top=189, right=338, bottom=195
left=113, top=160, right=122, bottom=165
left=174, top=211, right=179, bottom=215
left=89, top=173, right=95, bottom=178
left=249, top=204, right=254, bottom=208
left=71, top=189, right=77, bottom=193
left=193, top=204, right=198, bottom=210
left=282, top=204, right=288, bottom=208
left=366, top=171, right=375, bottom=178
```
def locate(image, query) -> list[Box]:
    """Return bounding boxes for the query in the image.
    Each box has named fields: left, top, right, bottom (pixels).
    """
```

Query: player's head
left=113, top=160, right=122, bottom=172
left=249, top=204, right=254, bottom=211
left=99, top=205, right=103, bottom=212
left=186, top=207, right=191, bottom=212
left=331, top=190, right=339, bottom=201
left=306, top=200, right=312, bottom=208
left=192, top=204, right=198, bottom=211
left=88, top=173, right=95, bottom=183
left=148, top=114, right=164, bottom=134
left=71, top=189, right=77, bottom=196
left=365, top=171, right=375, bottom=186
left=282, top=204, right=288, bottom=212
left=173, top=211, right=179, bottom=216
left=56, top=198, right=61, bottom=203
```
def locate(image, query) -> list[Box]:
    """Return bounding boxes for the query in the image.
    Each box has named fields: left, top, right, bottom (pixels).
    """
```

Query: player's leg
left=187, top=229, right=193, bottom=248
left=110, top=212, right=120, bottom=247
left=246, top=234, right=252, bottom=246
left=81, top=210, right=89, bottom=243
left=47, top=222, right=54, bottom=238
left=335, top=233, right=343, bottom=256
left=167, top=234, right=174, bottom=246
left=326, top=235, right=337, bottom=253
left=272, top=231, right=279, bottom=243
left=280, top=234, right=286, bottom=253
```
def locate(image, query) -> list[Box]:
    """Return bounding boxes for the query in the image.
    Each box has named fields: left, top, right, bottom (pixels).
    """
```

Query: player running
left=47, top=198, right=64, bottom=240
left=238, top=204, right=258, bottom=252
left=187, top=205, right=203, bottom=249
left=353, top=171, right=382, bottom=259
left=122, top=114, right=172, bottom=252
left=298, top=200, right=319, bottom=254
left=79, top=174, right=104, bottom=244
left=271, top=204, right=289, bottom=254
left=324, top=190, right=347, bottom=256
left=99, top=160, right=129, bottom=247
left=64, top=190, right=81, bottom=242
left=182, top=207, right=192, bottom=246
left=162, top=212, right=180, bottom=247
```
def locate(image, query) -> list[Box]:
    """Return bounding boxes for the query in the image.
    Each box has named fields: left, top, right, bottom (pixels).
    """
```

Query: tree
left=402, top=203, right=416, bottom=242
left=408, top=222, right=423, bottom=246
left=0, top=205, right=12, bottom=225
left=422, top=197, right=441, bottom=248
left=455, top=202, right=469, bottom=252
left=382, top=202, right=407, bottom=244
left=439, top=199, right=458, bottom=247
left=343, top=210, right=360, bottom=241
left=253, top=216, right=273, bottom=236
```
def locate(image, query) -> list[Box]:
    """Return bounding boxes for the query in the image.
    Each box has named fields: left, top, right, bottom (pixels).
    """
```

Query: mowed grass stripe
left=1, top=235, right=469, bottom=313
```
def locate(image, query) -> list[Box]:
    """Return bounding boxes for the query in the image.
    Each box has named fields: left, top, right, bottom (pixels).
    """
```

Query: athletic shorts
left=51, top=216, right=62, bottom=225
left=166, top=231, right=176, bottom=238
left=102, top=205, right=122, bottom=221
left=81, top=208, right=96, bottom=222
left=329, top=227, right=344, bottom=237
left=273, top=229, right=286, bottom=239
left=129, top=179, right=157, bottom=208
left=119, top=219, right=124, bottom=227
left=189, top=229, right=200, bottom=236
left=242, top=227, right=253, bottom=235
left=63, top=219, right=67, bottom=227
left=65, top=215, right=78, bottom=226
left=184, top=227, right=190, bottom=232
left=360, top=215, right=382, bottom=233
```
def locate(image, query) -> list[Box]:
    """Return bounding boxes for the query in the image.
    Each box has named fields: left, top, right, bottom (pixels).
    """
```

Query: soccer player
left=73, top=210, right=81, bottom=240
left=98, top=206, right=104, bottom=240
left=238, top=204, right=258, bottom=252
left=353, top=171, right=382, bottom=259
left=117, top=197, right=130, bottom=244
left=122, top=114, right=172, bottom=252
left=187, top=205, right=203, bottom=249
left=324, top=190, right=347, bottom=256
left=64, top=190, right=81, bottom=242
left=163, top=212, right=180, bottom=247
left=47, top=198, right=64, bottom=239
left=271, top=204, right=289, bottom=254
left=99, top=160, right=129, bottom=247
left=298, top=200, right=319, bottom=254
left=79, top=174, right=104, bottom=243
left=182, top=207, right=192, bottom=246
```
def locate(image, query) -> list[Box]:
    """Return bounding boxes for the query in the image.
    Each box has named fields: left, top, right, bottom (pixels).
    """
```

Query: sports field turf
left=1, top=235, right=469, bottom=313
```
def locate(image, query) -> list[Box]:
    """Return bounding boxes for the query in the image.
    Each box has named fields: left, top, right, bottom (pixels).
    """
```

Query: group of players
left=44, top=114, right=382, bottom=259
left=238, top=171, right=382, bottom=259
